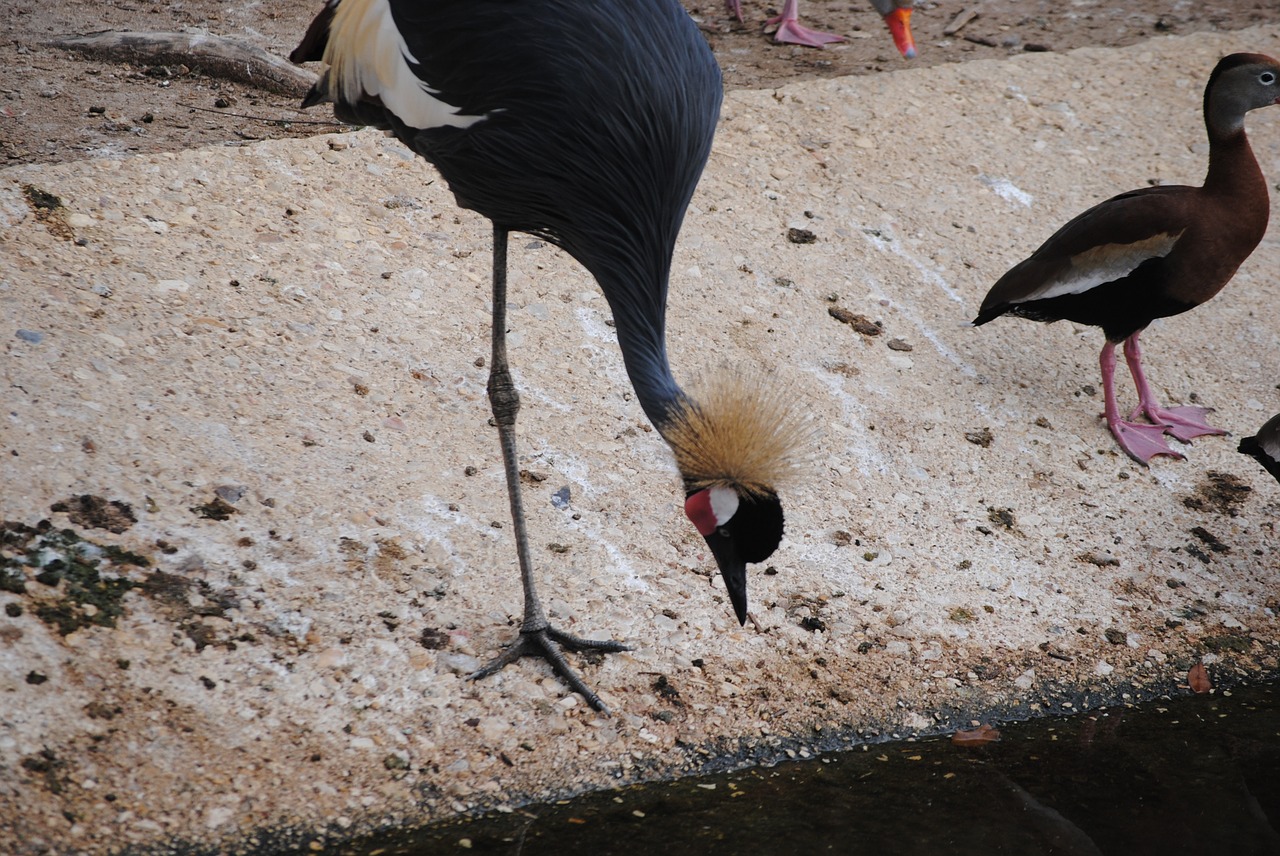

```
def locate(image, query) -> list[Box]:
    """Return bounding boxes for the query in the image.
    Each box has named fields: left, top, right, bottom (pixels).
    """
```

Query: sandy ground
left=4, top=23, right=1280, bottom=856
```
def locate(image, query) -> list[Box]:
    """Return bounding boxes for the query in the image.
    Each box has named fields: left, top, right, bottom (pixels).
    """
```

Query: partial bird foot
left=1128, top=404, right=1227, bottom=444
left=766, top=15, right=845, bottom=47
left=1108, top=418, right=1185, bottom=465
left=469, top=626, right=629, bottom=714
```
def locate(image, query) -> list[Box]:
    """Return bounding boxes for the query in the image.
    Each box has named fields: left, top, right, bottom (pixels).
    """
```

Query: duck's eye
left=717, top=526, right=731, bottom=538
left=1261, top=71, right=1277, bottom=85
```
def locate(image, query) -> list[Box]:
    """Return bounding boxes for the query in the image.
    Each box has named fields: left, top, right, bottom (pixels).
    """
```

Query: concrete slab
left=3, top=27, right=1280, bottom=854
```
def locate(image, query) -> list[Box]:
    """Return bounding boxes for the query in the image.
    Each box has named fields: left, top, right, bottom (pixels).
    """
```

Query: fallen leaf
left=1188, top=662, right=1212, bottom=694
left=952, top=724, right=1001, bottom=746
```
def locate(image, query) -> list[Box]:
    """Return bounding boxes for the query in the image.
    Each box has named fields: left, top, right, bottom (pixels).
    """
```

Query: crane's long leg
left=468, top=225, right=628, bottom=714
left=1122, top=332, right=1227, bottom=444
left=1100, top=340, right=1182, bottom=465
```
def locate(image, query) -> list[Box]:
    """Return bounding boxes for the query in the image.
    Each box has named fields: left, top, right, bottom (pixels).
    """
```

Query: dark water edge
left=329, top=681, right=1280, bottom=856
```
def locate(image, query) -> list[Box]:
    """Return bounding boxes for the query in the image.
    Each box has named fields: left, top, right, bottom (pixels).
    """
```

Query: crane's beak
left=883, top=8, right=917, bottom=59
left=703, top=529, right=748, bottom=625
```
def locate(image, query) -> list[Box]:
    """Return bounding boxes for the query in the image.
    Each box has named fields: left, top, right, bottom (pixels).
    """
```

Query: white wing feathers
left=324, top=0, right=484, bottom=130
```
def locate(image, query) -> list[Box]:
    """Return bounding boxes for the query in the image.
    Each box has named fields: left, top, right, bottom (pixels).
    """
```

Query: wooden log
left=943, top=9, right=979, bottom=37
left=45, top=30, right=318, bottom=97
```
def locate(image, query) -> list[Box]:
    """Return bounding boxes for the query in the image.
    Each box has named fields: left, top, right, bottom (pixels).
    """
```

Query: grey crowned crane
left=291, top=0, right=806, bottom=712
left=724, top=0, right=916, bottom=55
left=974, top=53, right=1280, bottom=465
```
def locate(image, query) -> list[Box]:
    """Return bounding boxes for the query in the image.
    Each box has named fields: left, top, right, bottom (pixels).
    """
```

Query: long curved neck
left=1204, top=125, right=1265, bottom=199
left=1203, top=73, right=1268, bottom=200
left=598, top=269, right=686, bottom=433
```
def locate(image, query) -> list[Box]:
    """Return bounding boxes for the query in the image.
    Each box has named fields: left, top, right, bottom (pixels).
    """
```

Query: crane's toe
left=469, top=626, right=629, bottom=714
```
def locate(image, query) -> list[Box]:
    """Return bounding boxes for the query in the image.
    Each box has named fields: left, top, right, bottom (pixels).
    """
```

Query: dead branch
left=45, top=30, right=318, bottom=98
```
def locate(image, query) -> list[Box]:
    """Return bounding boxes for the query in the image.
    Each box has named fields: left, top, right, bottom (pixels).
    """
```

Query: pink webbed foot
left=767, top=14, right=845, bottom=47
left=1129, top=404, right=1228, bottom=444
left=1108, top=417, right=1186, bottom=465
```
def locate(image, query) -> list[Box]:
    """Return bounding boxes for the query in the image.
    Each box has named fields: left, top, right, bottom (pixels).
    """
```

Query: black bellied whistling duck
left=1239, top=413, right=1280, bottom=483
left=291, top=0, right=808, bottom=712
left=974, top=53, right=1280, bottom=465
left=725, top=0, right=916, bottom=55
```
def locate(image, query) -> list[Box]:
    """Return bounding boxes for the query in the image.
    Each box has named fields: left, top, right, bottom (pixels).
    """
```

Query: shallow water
left=337, top=682, right=1280, bottom=856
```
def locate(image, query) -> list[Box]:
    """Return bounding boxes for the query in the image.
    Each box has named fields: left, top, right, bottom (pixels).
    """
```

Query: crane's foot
left=1128, top=404, right=1228, bottom=444
left=469, top=626, right=629, bottom=714
left=767, top=15, right=844, bottom=47
left=1108, top=417, right=1185, bottom=465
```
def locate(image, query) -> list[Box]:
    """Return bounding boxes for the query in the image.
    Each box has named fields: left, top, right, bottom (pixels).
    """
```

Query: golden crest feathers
left=664, top=367, right=814, bottom=496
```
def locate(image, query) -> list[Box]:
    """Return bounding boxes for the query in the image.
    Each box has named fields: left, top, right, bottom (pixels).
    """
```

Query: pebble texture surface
left=3, top=29, right=1280, bottom=854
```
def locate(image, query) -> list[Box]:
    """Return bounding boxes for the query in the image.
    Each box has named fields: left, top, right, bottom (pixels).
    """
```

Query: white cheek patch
left=685, top=485, right=741, bottom=536
left=326, top=0, right=485, bottom=131
left=707, top=485, right=740, bottom=528
left=1016, top=231, right=1183, bottom=304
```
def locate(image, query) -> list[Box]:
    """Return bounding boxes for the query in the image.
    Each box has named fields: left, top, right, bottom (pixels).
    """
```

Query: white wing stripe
left=1012, top=231, right=1183, bottom=304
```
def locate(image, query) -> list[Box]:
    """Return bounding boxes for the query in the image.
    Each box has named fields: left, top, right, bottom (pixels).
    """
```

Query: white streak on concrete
left=979, top=174, right=1034, bottom=207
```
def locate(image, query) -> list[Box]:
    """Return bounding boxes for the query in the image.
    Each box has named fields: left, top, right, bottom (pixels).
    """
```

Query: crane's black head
left=685, top=485, right=785, bottom=625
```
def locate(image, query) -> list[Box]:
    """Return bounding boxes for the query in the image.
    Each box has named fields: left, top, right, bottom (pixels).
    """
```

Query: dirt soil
left=3, top=0, right=1278, bottom=167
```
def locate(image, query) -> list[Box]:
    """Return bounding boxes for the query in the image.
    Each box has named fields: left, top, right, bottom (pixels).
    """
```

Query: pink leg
left=1101, top=341, right=1182, bottom=464
left=767, top=0, right=845, bottom=47
left=725, top=0, right=743, bottom=22
left=1123, top=332, right=1226, bottom=443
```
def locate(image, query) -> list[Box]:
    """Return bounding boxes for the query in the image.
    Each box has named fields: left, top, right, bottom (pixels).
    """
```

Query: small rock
left=965, top=428, right=993, bottom=447
left=214, top=485, right=246, bottom=505
left=828, top=307, right=881, bottom=336
left=191, top=497, right=237, bottom=520
left=315, top=648, right=347, bottom=668
left=438, top=652, right=480, bottom=674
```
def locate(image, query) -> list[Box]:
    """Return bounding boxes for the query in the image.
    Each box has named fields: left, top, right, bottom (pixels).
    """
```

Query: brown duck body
left=974, top=52, right=1280, bottom=464
left=975, top=135, right=1269, bottom=341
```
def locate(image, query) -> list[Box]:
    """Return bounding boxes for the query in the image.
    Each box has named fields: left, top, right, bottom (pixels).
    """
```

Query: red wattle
left=684, top=489, right=718, bottom=536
